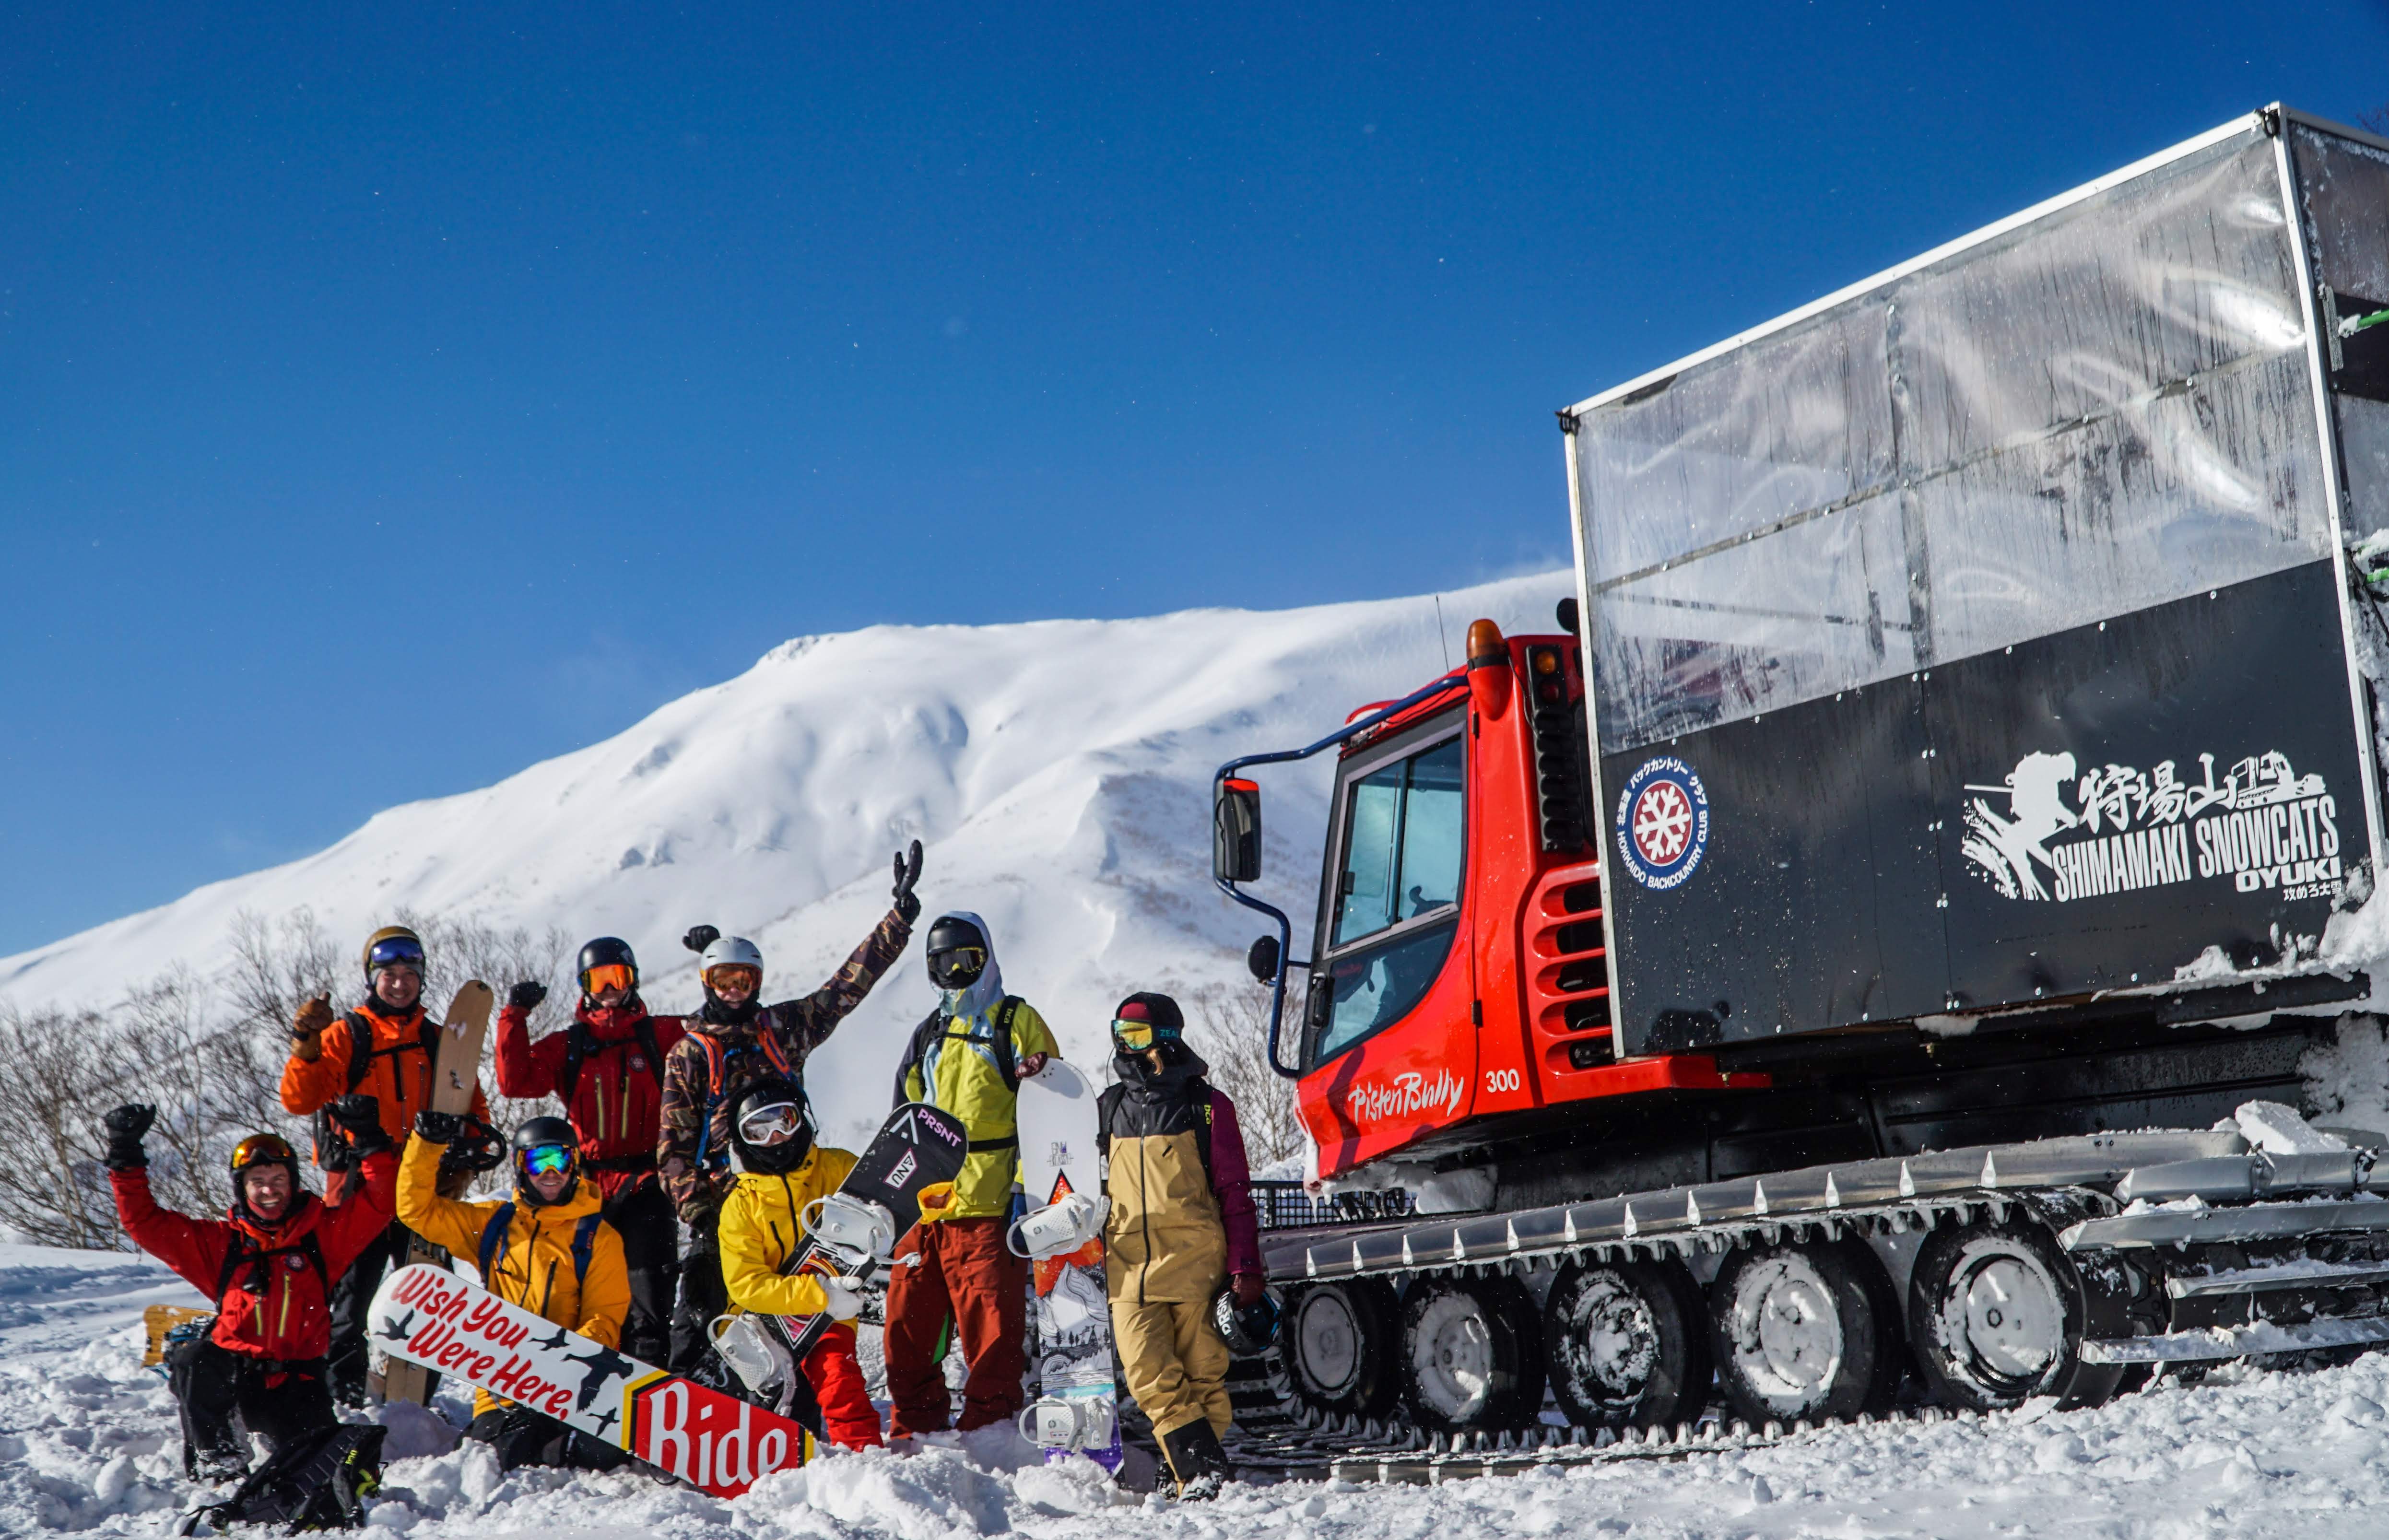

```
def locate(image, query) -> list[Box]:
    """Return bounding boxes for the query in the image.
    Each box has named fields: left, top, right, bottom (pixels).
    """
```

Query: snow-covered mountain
left=0, top=573, right=1572, bottom=1146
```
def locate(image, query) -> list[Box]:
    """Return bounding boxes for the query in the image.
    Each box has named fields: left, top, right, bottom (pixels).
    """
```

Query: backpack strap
left=991, top=997, right=1022, bottom=1092
left=214, top=1227, right=331, bottom=1307
left=634, top=1019, right=666, bottom=1087
left=890, top=1008, right=944, bottom=1108
left=570, top=1215, right=601, bottom=1283
left=1095, top=1083, right=1126, bottom=1160
left=1194, top=1083, right=1218, bottom=1189
left=558, top=1021, right=595, bottom=1104
left=478, top=1203, right=517, bottom=1285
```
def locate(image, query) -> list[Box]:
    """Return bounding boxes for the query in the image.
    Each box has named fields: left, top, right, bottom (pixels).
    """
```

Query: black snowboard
left=765, top=1100, right=968, bottom=1361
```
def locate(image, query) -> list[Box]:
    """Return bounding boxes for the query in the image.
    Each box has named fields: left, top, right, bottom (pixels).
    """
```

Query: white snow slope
left=8, top=1240, right=2389, bottom=1539
left=0, top=573, right=1568, bottom=1148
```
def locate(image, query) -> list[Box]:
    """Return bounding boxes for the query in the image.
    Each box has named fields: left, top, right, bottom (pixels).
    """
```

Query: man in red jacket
left=493, top=937, right=686, bottom=1364
left=105, top=1096, right=397, bottom=1481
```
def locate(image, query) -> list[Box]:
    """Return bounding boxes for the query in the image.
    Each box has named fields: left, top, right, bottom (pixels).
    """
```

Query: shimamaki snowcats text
left=1212, top=106, right=2389, bottom=1462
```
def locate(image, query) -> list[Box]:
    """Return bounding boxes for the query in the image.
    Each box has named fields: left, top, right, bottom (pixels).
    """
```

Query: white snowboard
left=1015, top=1059, right=1120, bottom=1469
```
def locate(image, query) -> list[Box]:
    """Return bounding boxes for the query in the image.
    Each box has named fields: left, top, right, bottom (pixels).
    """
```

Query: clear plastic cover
left=1577, top=129, right=2330, bottom=754
left=2289, top=124, right=2389, bottom=541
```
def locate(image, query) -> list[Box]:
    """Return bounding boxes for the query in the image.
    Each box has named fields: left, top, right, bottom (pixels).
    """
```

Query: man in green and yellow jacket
left=883, top=910, right=1057, bottom=1438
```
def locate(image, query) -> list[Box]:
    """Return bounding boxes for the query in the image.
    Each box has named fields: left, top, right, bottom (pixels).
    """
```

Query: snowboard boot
left=1159, top=1421, right=1233, bottom=1500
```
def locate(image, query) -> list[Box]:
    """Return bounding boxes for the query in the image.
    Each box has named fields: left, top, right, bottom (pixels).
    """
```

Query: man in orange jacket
left=279, top=924, right=491, bottom=1406
left=106, top=1097, right=397, bottom=1480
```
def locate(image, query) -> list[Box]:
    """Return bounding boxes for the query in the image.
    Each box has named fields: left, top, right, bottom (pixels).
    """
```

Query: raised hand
left=102, top=1104, right=156, bottom=1171
left=683, top=925, right=721, bottom=955
left=414, top=1110, right=466, bottom=1145
left=290, top=994, right=334, bottom=1059
left=508, top=980, right=549, bottom=1011
left=892, top=840, right=925, bottom=923
left=330, top=1093, right=392, bottom=1156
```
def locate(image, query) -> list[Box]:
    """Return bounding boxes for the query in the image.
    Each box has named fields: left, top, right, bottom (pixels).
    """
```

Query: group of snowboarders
left=102, top=841, right=1267, bottom=1501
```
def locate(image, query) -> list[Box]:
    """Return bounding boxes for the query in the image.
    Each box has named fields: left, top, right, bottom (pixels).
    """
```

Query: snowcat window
left=1313, top=916, right=1461, bottom=1063
left=1333, top=733, right=1464, bottom=948
left=1571, top=127, right=2332, bottom=755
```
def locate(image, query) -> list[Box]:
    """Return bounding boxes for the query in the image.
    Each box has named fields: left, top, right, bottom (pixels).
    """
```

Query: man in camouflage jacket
left=657, top=846, right=921, bottom=1373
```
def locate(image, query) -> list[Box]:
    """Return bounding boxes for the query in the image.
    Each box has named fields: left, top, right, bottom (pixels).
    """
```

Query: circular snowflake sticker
left=1615, top=756, right=1711, bottom=890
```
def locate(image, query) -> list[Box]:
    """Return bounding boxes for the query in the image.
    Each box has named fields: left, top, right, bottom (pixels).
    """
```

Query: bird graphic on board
left=529, top=1326, right=571, bottom=1352
left=563, top=1341, right=637, bottom=1411
left=589, top=1405, right=620, bottom=1440
left=375, top=1308, right=419, bottom=1346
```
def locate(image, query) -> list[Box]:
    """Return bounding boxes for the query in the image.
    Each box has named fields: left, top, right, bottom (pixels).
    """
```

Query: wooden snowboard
left=380, top=978, right=494, bottom=1406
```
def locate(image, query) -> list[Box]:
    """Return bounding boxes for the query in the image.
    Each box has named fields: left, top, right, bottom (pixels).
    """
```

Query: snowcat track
left=1223, top=1400, right=1974, bottom=1485
left=1246, top=1128, right=2389, bottom=1463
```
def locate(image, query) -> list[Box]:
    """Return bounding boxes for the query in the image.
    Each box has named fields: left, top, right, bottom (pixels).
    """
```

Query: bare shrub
left=1186, top=979, right=1309, bottom=1173
left=0, top=906, right=588, bottom=1244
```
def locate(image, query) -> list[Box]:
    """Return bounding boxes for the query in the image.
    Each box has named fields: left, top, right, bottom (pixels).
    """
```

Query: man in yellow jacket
left=883, top=911, right=1056, bottom=1439
left=401, top=1110, right=631, bottom=1470
left=714, top=1078, right=884, bottom=1449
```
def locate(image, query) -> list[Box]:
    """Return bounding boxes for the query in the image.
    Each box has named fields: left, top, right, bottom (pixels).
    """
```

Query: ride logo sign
left=1961, top=747, right=2342, bottom=906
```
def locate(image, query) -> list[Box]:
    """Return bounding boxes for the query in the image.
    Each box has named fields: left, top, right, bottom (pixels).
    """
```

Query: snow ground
left=7, top=1243, right=2389, bottom=1539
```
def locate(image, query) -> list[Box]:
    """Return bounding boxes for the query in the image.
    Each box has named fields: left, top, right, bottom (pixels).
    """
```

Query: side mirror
left=1213, top=777, right=1263, bottom=883
left=1247, top=934, right=1281, bottom=983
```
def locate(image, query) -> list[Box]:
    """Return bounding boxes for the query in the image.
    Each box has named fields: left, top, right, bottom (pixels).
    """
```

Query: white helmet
left=700, top=935, right=764, bottom=986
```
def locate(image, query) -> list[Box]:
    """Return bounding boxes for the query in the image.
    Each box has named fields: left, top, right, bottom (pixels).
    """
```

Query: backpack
left=311, top=1011, right=439, bottom=1170
left=476, top=1204, right=604, bottom=1292
left=177, top=1422, right=385, bottom=1535
left=689, top=1030, right=797, bottom=1172
left=890, top=997, right=1024, bottom=1127
left=557, top=1015, right=667, bottom=1103
left=215, top=1227, right=330, bottom=1313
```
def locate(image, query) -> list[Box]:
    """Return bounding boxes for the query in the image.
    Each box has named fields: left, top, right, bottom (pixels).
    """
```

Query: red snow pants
left=803, top=1322, right=883, bottom=1449
left=883, top=1216, right=1027, bottom=1435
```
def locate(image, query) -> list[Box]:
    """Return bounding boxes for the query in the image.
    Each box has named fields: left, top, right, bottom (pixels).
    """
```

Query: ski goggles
left=581, top=963, right=635, bottom=996
left=365, top=936, right=426, bottom=974
left=927, top=946, right=985, bottom=980
left=519, top=1143, right=576, bottom=1179
left=229, top=1132, right=297, bottom=1173
left=739, top=1100, right=806, bottom=1145
left=705, top=965, right=761, bottom=994
left=1111, top=1016, right=1178, bottom=1051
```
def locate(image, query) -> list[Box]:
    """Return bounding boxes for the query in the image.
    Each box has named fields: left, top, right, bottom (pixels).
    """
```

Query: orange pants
left=804, top=1323, right=882, bottom=1449
left=883, top=1218, right=1027, bottom=1435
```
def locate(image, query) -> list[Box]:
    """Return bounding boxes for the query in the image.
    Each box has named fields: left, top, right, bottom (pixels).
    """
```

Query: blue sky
left=5, top=3, right=2386, bottom=957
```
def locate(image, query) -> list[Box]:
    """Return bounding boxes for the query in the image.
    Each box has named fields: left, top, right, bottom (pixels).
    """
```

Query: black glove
left=683, top=925, right=721, bottom=955
left=415, top=1110, right=465, bottom=1145
left=508, top=980, right=548, bottom=1011
left=892, top=839, right=924, bottom=924
left=102, top=1104, right=155, bottom=1172
left=328, top=1094, right=390, bottom=1157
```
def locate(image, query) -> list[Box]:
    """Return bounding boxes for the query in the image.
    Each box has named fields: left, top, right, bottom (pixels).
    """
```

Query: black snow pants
left=167, top=1337, right=337, bottom=1480
left=601, top=1175, right=680, bottom=1367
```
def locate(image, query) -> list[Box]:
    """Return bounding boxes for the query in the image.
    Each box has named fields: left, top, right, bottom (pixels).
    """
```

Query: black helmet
left=729, top=1077, right=815, bottom=1176
left=926, top=915, right=989, bottom=990
left=576, top=937, right=638, bottom=999
left=1212, top=1286, right=1279, bottom=1356
left=512, top=1115, right=581, bottom=1203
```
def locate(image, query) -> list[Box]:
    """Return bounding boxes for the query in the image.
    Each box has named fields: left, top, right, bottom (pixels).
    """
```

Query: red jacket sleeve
left=493, top=1005, right=567, bottom=1100
left=316, top=1148, right=400, bottom=1276
left=1207, top=1093, right=1262, bottom=1277
left=111, top=1168, right=230, bottom=1301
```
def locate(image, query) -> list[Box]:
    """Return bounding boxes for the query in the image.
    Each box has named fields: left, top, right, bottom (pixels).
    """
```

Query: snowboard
left=380, top=979, right=495, bottom=1406
left=1016, top=1060, right=1121, bottom=1470
left=370, top=1262, right=810, bottom=1496
left=749, top=1101, right=969, bottom=1365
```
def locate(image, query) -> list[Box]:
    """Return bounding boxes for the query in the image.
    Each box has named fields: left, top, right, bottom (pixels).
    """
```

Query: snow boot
left=1159, top=1421, right=1233, bottom=1500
